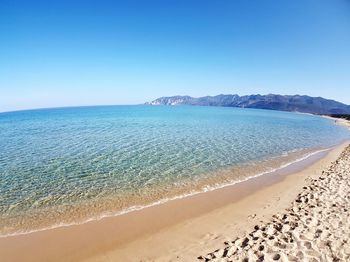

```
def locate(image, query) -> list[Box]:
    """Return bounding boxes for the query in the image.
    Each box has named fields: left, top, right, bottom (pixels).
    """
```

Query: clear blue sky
left=1, top=0, right=350, bottom=112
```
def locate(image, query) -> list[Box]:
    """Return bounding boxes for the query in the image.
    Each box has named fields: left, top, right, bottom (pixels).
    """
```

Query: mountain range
left=146, top=94, right=350, bottom=115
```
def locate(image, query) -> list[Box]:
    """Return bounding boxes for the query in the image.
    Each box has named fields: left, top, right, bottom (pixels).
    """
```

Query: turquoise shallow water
left=0, top=105, right=349, bottom=235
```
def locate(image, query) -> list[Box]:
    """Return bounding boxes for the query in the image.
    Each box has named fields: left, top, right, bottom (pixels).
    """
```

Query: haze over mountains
left=146, top=94, right=350, bottom=115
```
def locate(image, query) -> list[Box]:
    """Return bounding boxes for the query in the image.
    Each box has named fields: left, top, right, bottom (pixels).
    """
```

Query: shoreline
left=321, top=115, right=350, bottom=130
left=0, top=146, right=331, bottom=238
left=0, top=141, right=348, bottom=261
left=200, top=142, right=350, bottom=261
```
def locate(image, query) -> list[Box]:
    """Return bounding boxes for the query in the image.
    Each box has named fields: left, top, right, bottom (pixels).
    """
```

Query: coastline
left=321, top=115, right=350, bottom=130
left=5, top=106, right=350, bottom=239
left=200, top=142, right=350, bottom=261
left=0, top=146, right=332, bottom=237
left=0, top=141, right=348, bottom=261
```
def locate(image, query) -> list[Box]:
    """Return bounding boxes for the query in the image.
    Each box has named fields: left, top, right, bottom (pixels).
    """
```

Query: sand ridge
left=199, top=145, right=350, bottom=261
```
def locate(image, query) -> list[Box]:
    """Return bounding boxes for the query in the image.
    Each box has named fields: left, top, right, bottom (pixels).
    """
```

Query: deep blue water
left=0, top=105, right=349, bottom=235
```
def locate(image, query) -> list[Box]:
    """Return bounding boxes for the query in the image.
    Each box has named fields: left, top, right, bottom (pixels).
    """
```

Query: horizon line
left=1, top=92, right=349, bottom=115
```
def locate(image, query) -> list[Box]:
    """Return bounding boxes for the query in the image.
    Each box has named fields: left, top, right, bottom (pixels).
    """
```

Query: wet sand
left=0, top=141, right=349, bottom=261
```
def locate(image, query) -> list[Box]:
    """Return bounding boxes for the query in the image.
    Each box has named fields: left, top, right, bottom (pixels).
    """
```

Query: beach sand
left=0, top=141, right=349, bottom=261
left=199, top=144, right=350, bottom=261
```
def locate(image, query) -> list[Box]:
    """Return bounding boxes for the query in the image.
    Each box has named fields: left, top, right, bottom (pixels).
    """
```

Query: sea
left=0, top=105, right=349, bottom=236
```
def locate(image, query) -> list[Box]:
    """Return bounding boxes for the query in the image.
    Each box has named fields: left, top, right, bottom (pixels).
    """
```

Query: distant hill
left=146, top=94, right=350, bottom=115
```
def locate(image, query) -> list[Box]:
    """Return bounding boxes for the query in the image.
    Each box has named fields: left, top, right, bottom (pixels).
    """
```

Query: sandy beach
left=2, top=0, right=350, bottom=260
left=200, top=143, right=350, bottom=261
left=0, top=139, right=348, bottom=261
